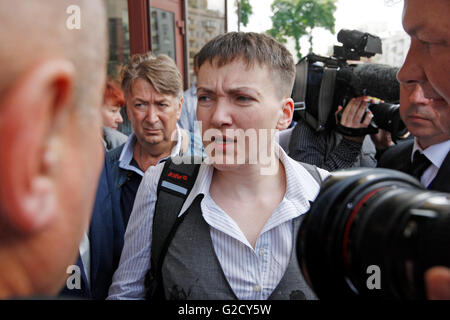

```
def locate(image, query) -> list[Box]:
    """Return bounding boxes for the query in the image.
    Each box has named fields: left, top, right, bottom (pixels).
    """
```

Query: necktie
left=410, top=151, right=431, bottom=180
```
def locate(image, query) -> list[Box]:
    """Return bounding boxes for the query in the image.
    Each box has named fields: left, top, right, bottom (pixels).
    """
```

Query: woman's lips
left=211, top=136, right=237, bottom=151
left=212, top=136, right=236, bottom=143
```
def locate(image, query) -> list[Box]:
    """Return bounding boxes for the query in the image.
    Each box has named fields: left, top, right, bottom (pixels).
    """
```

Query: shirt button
left=254, top=284, right=261, bottom=292
left=259, top=249, right=266, bottom=256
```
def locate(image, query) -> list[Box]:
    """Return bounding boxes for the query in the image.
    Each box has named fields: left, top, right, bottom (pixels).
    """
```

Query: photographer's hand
left=336, top=96, right=375, bottom=143
left=425, top=266, right=450, bottom=300
left=370, top=129, right=394, bottom=151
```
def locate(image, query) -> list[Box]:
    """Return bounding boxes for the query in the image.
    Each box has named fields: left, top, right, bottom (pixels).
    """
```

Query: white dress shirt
left=79, top=232, right=90, bottom=286
left=107, top=145, right=328, bottom=300
left=412, top=138, right=450, bottom=188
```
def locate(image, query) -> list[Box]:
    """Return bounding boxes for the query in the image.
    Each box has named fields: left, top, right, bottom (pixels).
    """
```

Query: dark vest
left=160, top=195, right=317, bottom=300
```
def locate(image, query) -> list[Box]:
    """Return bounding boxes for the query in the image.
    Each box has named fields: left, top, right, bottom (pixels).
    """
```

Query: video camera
left=292, top=29, right=408, bottom=141
left=298, top=168, right=450, bottom=299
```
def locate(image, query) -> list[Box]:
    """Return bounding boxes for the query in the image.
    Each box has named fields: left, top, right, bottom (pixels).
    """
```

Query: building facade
left=105, top=0, right=229, bottom=89
left=104, top=0, right=230, bottom=135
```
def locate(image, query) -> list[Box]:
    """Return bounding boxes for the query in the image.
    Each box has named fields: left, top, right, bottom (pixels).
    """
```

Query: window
left=105, top=0, right=130, bottom=79
left=186, top=0, right=226, bottom=85
left=150, top=8, right=176, bottom=62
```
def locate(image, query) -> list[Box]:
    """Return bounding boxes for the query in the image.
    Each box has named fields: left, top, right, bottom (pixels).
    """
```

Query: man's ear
left=0, top=59, right=75, bottom=233
left=276, top=97, right=294, bottom=131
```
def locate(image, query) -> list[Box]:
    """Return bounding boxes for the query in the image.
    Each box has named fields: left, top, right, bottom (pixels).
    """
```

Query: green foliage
left=236, top=0, right=253, bottom=28
left=268, top=0, right=337, bottom=60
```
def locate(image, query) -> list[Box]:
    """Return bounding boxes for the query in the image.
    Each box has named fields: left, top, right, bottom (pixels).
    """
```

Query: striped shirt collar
left=118, top=124, right=183, bottom=176
left=178, top=144, right=322, bottom=219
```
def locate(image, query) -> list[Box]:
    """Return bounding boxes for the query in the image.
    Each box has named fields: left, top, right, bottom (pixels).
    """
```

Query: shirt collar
left=178, top=163, right=214, bottom=217
left=278, top=143, right=322, bottom=206
left=412, top=138, right=450, bottom=169
left=177, top=144, right=321, bottom=218
left=119, top=124, right=183, bottom=176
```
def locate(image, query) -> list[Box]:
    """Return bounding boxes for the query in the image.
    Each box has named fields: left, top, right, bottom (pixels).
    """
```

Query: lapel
left=429, top=150, right=450, bottom=192
left=59, top=254, right=91, bottom=299
left=378, top=139, right=414, bottom=173
left=107, top=144, right=128, bottom=191
left=395, top=140, right=414, bottom=173
left=76, top=255, right=91, bottom=298
left=88, top=164, right=114, bottom=294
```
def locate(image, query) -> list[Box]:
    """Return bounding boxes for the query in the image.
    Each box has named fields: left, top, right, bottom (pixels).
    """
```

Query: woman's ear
left=0, top=59, right=75, bottom=233
left=276, top=97, right=294, bottom=131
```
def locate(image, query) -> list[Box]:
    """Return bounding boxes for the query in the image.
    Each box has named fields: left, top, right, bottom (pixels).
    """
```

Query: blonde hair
left=121, top=52, right=183, bottom=99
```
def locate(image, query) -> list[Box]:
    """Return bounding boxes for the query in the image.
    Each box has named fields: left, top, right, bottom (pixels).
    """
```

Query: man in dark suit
left=377, top=84, right=450, bottom=192
left=376, top=0, right=450, bottom=299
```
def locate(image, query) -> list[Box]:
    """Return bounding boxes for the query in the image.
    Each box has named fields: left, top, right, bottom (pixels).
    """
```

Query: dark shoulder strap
left=145, top=156, right=201, bottom=299
left=292, top=59, right=320, bottom=131
left=317, top=67, right=337, bottom=130
left=299, top=161, right=323, bottom=185
left=152, top=157, right=201, bottom=260
left=292, top=58, right=308, bottom=106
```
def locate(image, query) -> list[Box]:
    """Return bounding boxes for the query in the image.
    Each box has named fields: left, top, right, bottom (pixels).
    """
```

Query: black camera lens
left=298, top=168, right=450, bottom=299
left=368, top=103, right=408, bottom=139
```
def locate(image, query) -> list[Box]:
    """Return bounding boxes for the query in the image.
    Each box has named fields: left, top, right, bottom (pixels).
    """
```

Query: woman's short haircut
left=121, top=52, right=183, bottom=100
left=104, top=78, right=125, bottom=107
left=196, top=32, right=295, bottom=98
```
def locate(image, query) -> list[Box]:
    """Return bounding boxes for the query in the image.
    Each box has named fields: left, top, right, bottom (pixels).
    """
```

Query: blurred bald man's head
left=0, top=0, right=108, bottom=298
left=0, top=0, right=107, bottom=112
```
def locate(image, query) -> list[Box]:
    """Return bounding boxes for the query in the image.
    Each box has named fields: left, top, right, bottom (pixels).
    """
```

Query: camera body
left=292, top=29, right=407, bottom=141
left=298, top=168, right=450, bottom=299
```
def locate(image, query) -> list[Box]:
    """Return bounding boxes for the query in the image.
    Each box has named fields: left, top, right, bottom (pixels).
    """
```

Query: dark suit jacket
left=59, top=152, right=125, bottom=300
left=378, top=139, right=450, bottom=192
left=107, top=144, right=130, bottom=228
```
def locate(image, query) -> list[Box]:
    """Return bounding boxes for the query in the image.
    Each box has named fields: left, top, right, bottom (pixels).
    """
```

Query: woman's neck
left=210, top=160, right=286, bottom=201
